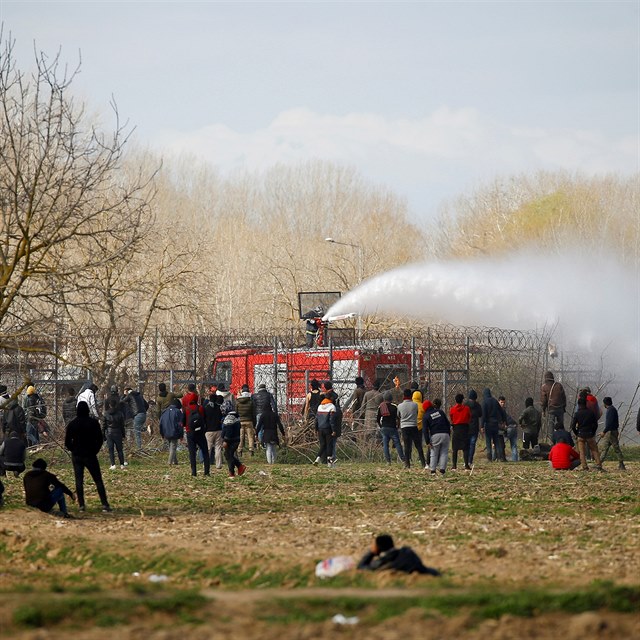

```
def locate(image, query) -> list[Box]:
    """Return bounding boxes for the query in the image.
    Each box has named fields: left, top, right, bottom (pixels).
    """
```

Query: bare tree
left=0, top=33, right=155, bottom=348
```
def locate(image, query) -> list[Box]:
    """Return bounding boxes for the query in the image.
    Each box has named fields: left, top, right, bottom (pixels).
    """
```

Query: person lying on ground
left=357, top=534, right=441, bottom=576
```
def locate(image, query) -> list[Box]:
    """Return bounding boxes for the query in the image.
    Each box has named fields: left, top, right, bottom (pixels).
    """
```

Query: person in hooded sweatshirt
left=465, top=389, right=483, bottom=466
left=155, top=382, right=175, bottom=419
left=540, top=371, right=567, bottom=439
left=222, top=410, right=246, bottom=478
left=481, top=388, right=506, bottom=462
left=257, top=403, right=286, bottom=464
left=423, top=398, right=451, bottom=475
left=65, top=401, right=111, bottom=512
left=0, top=431, right=26, bottom=476
left=124, top=387, right=148, bottom=449
left=315, top=393, right=337, bottom=466
left=77, top=382, right=99, bottom=419
left=102, top=397, right=127, bottom=470
left=160, top=398, right=185, bottom=465
left=236, top=384, right=257, bottom=456
left=23, top=458, right=75, bottom=517
left=61, top=387, right=78, bottom=427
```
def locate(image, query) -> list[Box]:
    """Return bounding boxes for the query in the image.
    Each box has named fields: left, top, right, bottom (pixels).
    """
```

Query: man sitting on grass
left=548, top=436, right=580, bottom=471
left=357, top=534, right=441, bottom=576
left=23, top=458, right=75, bottom=517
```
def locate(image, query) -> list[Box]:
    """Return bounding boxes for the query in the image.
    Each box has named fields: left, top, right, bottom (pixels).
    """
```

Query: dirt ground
left=1, top=458, right=639, bottom=638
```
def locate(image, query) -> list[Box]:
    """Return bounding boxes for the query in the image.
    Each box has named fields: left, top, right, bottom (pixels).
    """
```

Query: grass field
left=0, top=443, right=639, bottom=639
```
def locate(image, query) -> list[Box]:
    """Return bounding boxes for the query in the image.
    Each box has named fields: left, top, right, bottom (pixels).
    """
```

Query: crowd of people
left=0, top=369, right=637, bottom=516
left=303, top=371, right=636, bottom=475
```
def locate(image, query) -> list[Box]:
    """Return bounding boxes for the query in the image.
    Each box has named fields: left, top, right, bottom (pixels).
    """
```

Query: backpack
left=188, top=409, right=204, bottom=433
left=34, top=395, right=47, bottom=419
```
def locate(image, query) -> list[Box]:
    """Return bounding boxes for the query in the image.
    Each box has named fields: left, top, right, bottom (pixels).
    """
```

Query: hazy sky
left=1, top=1, right=638, bottom=219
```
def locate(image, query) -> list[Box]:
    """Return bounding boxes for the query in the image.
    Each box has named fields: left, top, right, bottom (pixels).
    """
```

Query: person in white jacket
left=77, top=383, right=99, bottom=418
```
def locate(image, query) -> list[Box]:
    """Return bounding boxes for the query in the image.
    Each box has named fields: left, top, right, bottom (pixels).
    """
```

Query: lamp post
left=324, top=237, right=364, bottom=284
left=325, top=237, right=364, bottom=338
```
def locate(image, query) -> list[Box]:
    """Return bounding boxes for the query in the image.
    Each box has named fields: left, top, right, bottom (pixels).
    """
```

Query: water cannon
left=322, top=312, right=356, bottom=323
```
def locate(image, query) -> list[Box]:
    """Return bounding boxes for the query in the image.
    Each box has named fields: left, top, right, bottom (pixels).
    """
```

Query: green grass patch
left=12, top=590, right=207, bottom=629
left=262, top=582, right=640, bottom=625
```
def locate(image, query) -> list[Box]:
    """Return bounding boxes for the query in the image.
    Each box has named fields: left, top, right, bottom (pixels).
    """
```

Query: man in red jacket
left=548, top=437, right=580, bottom=470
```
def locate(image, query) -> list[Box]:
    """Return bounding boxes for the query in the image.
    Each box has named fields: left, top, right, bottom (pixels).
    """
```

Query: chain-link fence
left=1, top=324, right=638, bottom=448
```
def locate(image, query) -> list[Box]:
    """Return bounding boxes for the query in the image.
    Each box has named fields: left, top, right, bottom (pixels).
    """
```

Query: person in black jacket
left=257, top=403, right=286, bottom=464
left=102, top=398, right=127, bottom=470
left=222, top=410, right=245, bottom=478
left=203, top=393, right=223, bottom=469
left=62, top=387, right=78, bottom=427
left=0, top=431, right=26, bottom=477
left=571, top=396, right=603, bottom=471
left=465, top=389, right=483, bottom=466
left=23, top=458, right=75, bottom=517
left=376, top=391, right=405, bottom=464
left=481, top=388, right=506, bottom=462
left=2, top=398, right=26, bottom=443
left=65, top=401, right=111, bottom=512
left=358, top=534, right=440, bottom=576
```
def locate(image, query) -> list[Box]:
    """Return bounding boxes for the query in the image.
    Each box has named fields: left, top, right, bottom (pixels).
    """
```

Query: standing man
left=449, top=393, right=471, bottom=470
left=236, top=384, right=257, bottom=456
left=155, top=382, right=175, bottom=420
left=102, top=398, right=127, bottom=470
left=65, top=401, right=111, bottom=513
left=424, top=398, right=451, bottom=475
left=62, top=387, right=77, bottom=427
left=361, top=380, right=383, bottom=432
left=390, top=376, right=404, bottom=405
left=125, top=386, right=148, bottom=449
left=203, top=392, right=223, bottom=469
left=571, top=396, right=603, bottom=471
left=599, top=397, right=625, bottom=470
left=186, top=398, right=209, bottom=477
left=252, top=383, right=277, bottom=439
left=303, top=379, right=323, bottom=431
left=481, top=388, right=506, bottom=462
left=376, top=391, right=405, bottom=464
left=159, top=399, right=184, bottom=466
left=465, top=389, right=483, bottom=467
left=397, top=389, right=426, bottom=469
left=23, top=385, right=47, bottom=445
left=519, top=397, right=542, bottom=450
left=77, top=382, right=99, bottom=419
left=344, top=377, right=366, bottom=430
left=498, top=396, right=519, bottom=462
left=315, top=393, right=337, bottom=467
left=540, top=371, right=567, bottom=440
left=2, top=394, right=26, bottom=443
left=322, top=381, right=343, bottom=465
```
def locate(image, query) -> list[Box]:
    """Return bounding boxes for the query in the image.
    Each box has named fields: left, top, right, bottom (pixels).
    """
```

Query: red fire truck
left=210, top=343, right=416, bottom=415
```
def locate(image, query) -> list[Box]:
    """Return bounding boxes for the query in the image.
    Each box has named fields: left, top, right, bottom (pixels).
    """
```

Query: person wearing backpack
left=186, top=399, right=209, bottom=477
left=2, top=397, right=27, bottom=444
left=222, top=410, right=246, bottom=478
left=203, top=392, right=223, bottom=469
left=23, top=386, right=47, bottom=446
left=124, top=387, right=149, bottom=449
left=159, top=399, right=184, bottom=465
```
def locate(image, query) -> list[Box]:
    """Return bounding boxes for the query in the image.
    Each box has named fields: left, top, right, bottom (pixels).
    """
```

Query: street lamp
left=325, top=237, right=364, bottom=339
left=324, top=237, right=364, bottom=284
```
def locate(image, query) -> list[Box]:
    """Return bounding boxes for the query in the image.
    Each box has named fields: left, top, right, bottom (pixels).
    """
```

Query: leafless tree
left=0, top=33, right=155, bottom=348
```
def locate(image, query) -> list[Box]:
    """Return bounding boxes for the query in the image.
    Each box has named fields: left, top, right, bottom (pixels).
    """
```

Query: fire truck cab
left=211, top=345, right=415, bottom=415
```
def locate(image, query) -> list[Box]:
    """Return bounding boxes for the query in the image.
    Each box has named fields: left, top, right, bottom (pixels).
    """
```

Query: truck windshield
left=214, top=360, right=232, bottom=386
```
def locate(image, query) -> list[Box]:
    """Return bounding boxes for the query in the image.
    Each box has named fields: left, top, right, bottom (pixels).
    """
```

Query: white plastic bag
left=315, top=555, right=356, bottom=578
